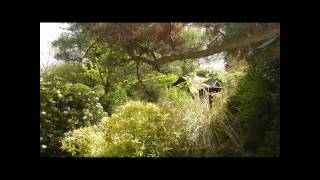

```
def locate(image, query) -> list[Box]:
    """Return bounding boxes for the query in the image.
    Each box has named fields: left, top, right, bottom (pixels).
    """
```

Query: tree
left=52, top=23, right=279, bottom=70
left=52, top=23, right=279, bottom=101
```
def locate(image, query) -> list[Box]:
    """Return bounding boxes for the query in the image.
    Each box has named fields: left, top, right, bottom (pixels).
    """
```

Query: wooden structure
left=172, top=76, right=223, bottom=107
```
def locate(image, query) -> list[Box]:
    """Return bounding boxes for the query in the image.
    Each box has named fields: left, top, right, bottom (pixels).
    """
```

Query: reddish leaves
left=154, top=23, right=183, bottom=48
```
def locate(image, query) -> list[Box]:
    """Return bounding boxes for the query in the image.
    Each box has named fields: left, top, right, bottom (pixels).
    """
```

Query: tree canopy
left=53, top=23, right=279, bottom=68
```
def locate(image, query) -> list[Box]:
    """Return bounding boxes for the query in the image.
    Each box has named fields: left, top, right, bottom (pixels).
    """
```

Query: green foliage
left=42, top=63, right=100, bottom=88
left=120, top=71, right=179, bottom=102
left=99, top=84, right=129, bottom=115
left=222, top=23, right=279, bottom=61
left=61, top=100, right=193, bottom=157
left=174, top=75, right=209, bottom=97
left=198, top=54, right=280, bottom=157
left=208, top=70, right=227, bottom=85
left=141, top=72, right=178, bottom=101
left=92, top=84, right=105, bottom=97
left=40, top=77, right=106, bottom=157
left=196, top=68, right=228, bottom=85
left=205, top=89, right=246, bottom=157
left=80, top=62, right=102, bottom=85
left=178, top=26, right=207, bottom=51
left=61, top=123, right=105, bottom=157
left=226, top=57, right=280, bottom=156
left=159, top=88, right=213, bottom=156
left=43, top=23, right=280, bottom=157
left=61, top=87, right=225, bottom=157
left=225, top=65, right=247, bottom=91
left=59, top=57, right=280, bottom=157
left=161, top=60, right=199, bottom=77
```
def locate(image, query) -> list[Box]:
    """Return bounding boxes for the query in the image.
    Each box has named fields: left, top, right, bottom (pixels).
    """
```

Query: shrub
left=61, top=123, right=106, bottom=157
left=40, top=77, right=106, bottom=157
left=61, top=86, right=227, bottom=157
left=208, top=90, right=246, bottom=157
left=42, top=63, right=100, bottom=88
left=61, top=100, right=193, bottom=157
left=226, top=57, right=280, bottom=156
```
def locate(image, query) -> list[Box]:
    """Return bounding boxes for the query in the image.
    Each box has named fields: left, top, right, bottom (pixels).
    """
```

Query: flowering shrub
left=40, top=77, right=106, bottom=157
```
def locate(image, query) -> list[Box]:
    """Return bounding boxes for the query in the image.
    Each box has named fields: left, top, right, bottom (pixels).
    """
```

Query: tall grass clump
left=158, top=88, right=212, bottom=156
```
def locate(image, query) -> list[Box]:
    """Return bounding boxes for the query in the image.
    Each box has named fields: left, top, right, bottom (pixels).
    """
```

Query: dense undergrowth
left=41, top=55, right=279, bottom=157
left=40, top=22, right=280, bottom=157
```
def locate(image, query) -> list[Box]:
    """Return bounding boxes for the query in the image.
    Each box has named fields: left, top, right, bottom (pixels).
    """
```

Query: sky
left=198, top=53, right=225, bottom=70
left=40, top=23, right=225, bottom=70
left=40, top=23, right=68, bottom=67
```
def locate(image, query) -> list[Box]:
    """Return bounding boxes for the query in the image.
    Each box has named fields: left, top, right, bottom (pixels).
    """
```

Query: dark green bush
left=99, top=84, right=129, bottom=115
left=226, top=57, right=280, bottom=156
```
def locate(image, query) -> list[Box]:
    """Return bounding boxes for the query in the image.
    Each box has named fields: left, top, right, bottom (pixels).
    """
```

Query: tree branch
left=79, top=39, right=99, bottom=61
left=135, top=60, right=155, bottom=101
left=156, top=27, right=280, bottom=64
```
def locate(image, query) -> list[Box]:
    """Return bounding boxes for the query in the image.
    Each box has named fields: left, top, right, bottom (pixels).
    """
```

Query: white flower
left=41, top=111, right=46, bottom=115
left=78, top=92, right=81, bottom=95
left=57, top=90, right=61, bottom=94
left=95, top=97, right=99, bottom=100
left=63, top=111, right=68, bottom=114
left=41, top=144, right=47, bottom=149
left=58, top=94, right=63, bottom=98
left=83, top=116, right=87, bottom=120
left=40, top=137, right=43, bottom=141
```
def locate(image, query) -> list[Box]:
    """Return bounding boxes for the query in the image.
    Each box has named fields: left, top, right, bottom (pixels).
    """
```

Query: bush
left=42, top=63, right=100, bottom=88
left=226, top=57, right=280, bottom=156
left=40, top=77, right=106, bottom=157
left=61, top=123, right=106, bottom=157
left=61, top=87, right=223, bottom=157
left=62, top=100, right=194, bottom=157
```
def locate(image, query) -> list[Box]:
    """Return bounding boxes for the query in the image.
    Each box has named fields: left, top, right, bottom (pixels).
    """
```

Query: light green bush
left=61, top=123, right=106, bottom=157
left=61, top=87, right=223, bottom=157
left=61, top=100, right=194, bottom=157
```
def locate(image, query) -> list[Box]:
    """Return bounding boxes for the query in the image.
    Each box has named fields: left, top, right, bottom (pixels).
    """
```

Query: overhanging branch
left=156, top=27, right=280, bottom=64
